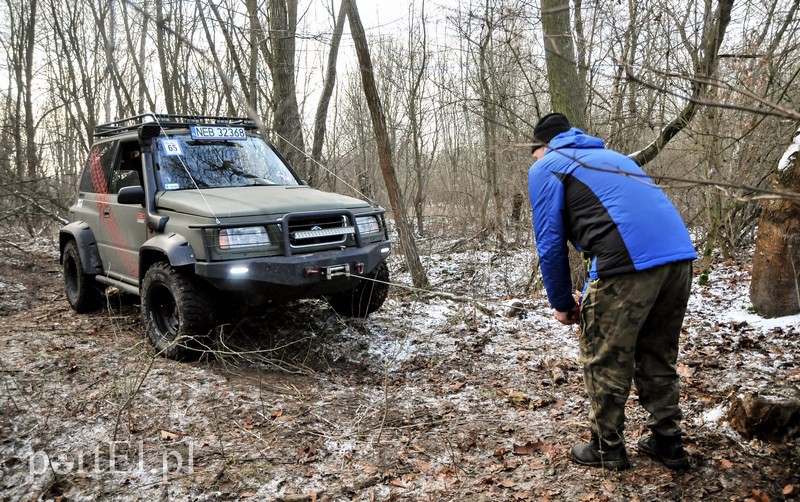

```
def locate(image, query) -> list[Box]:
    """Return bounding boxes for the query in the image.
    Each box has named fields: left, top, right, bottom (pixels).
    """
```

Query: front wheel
left=141, top=261, right=214, bottom=360
left=63, top=240, right=104, bottom=312
left=327, top=261, right=390, bottom=317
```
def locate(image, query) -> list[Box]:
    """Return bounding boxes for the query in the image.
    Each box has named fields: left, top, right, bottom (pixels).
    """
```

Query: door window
left=110, top=143, right=143, bottom=194
left=79, top=141, right=117, bottom=194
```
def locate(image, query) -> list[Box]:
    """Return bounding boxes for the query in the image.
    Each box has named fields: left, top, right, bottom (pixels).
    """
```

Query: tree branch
left=629, top=0, right=734, bottom=167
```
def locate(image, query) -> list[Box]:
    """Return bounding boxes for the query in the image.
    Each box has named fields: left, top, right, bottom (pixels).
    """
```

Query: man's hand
left=554, top=307, right=580, bottom=325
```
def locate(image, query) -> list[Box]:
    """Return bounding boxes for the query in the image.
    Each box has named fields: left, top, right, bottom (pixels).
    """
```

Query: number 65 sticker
left=161, top=139, right=183, bottom=156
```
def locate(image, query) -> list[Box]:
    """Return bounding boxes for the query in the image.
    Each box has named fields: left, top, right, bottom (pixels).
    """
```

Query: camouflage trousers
left=579, top=260, right=693, bottom=446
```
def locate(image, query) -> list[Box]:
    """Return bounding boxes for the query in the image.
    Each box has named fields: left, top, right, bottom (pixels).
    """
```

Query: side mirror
left=117, top=185, right=145, bottom=205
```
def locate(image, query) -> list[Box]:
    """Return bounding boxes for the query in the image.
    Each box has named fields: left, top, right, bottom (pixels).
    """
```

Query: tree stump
left=750, top=131, right=800, bottom=318
left=727, top=388, right=800, bottom=442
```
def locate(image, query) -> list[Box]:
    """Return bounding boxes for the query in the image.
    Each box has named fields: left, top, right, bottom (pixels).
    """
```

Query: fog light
left=229, top=266, right=249, bottom=275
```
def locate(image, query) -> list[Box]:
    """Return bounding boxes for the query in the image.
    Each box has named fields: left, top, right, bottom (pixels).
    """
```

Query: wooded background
left=1, top=0, right=799, bottom=312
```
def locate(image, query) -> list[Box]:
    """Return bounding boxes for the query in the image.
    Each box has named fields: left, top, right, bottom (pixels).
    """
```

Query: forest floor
left=0, top=233, right=798, bottom=501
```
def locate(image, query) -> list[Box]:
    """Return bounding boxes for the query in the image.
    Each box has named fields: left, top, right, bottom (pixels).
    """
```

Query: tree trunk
left=571, top=0, right=588, bottom=116
left=268, top=0, right=308, bottom=181
left=310, top=0, right=347, bottom=187
left=750, top=132, right=800, bottom=317
left=246, top=0, right=259, bottom=113
left=477, top=10, right=503, bottom=245
left=540, top=0, right=586, bottom=128
left=23, top=0, right=39, bottom=180
left=408, top=0, right=428, bottom=237
left=155, top=0, right=175, bottom=115
left=7, top=0, right=24, bottom=180
left=345, top=0, right=428, bottom=289
left=698, top=105, right=724, bottom=285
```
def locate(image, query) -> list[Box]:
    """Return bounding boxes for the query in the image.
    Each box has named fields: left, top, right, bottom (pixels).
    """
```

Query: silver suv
left=60, top=114, right=391, bottom=359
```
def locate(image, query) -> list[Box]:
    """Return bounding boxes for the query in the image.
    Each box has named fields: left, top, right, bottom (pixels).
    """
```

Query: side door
left=74, top=140, right=117, bottom=274
left=100, top=140, right=150, bottom=285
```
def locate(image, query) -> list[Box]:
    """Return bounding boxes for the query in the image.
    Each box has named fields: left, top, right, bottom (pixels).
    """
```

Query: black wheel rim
left=150, top=283, right=179, bottom=342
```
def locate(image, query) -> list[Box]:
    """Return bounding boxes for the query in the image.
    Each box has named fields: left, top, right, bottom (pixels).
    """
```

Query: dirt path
left=0, top=237, right=797, bottom=501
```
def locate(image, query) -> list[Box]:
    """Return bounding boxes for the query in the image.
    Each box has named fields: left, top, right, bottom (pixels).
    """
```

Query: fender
left=59, top=222, right=103, bottom=274
left=139, top=233, right=197, bottom=278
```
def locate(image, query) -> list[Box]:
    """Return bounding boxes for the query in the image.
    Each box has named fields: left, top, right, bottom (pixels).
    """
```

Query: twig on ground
left=112, top=350, right=157, bottom=441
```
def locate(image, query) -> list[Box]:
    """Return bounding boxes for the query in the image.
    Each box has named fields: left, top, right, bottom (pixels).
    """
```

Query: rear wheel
left=141, top=261, right=214, bottom=360
left=63, top=240, right=104, bottom=312
left=327, top=261, right=390, bottom=317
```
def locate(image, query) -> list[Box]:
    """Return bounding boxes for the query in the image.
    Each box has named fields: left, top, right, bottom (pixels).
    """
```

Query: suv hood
left=156, top=186, right=374, bottom=218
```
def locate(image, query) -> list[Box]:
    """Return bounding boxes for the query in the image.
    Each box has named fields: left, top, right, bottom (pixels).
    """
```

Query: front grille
left=288, top=214, right=351, bottom=248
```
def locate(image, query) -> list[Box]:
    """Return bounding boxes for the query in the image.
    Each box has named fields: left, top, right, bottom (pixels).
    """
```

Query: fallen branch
left=420, top=289, right=494, bottom=315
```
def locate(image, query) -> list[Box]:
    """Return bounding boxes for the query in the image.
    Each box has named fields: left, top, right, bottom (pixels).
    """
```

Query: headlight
left=356, top=216, right=380, bottom=234
left=219, top=227, right=270, bottom=250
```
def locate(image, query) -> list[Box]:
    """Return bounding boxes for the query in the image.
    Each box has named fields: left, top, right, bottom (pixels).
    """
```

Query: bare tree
left=477, top=4, right=504, bottom=244
left=121, top=0, right=155, bottom=113
left=4, top=0, right=40, bottom=182
left=628, top=0, right=734, bottom=166
left=345, top=0, right=428, bottom=289
left=206, top=0, right=253, bottom=113
left=406, top=0, right=432, bottom=237
left=310, top=0, right=348, bottom=187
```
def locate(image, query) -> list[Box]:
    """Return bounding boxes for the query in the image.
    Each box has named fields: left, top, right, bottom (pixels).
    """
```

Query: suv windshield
left=155, top=133, right=300, bottom=190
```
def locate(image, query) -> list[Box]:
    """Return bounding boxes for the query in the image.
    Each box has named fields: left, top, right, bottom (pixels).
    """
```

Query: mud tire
left=63, top=240, right=105, bottom=313
left=141, top=261, right=213, bottom=360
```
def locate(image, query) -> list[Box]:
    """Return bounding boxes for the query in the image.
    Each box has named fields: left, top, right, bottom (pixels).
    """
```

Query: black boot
left=637, top=432, right=690, bottom=470
left=571, top=432, right=630, bottom=470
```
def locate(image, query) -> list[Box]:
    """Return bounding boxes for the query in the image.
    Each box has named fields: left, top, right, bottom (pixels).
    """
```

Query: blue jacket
left=528, top=128, right=697, bottom=312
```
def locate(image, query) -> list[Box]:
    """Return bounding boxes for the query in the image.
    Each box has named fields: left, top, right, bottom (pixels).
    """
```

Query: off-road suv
left=60, top=114, right=391, bottom=359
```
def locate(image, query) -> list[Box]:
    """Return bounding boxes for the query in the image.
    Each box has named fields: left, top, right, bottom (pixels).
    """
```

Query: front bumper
left=194, top=241, right=391, bottom=298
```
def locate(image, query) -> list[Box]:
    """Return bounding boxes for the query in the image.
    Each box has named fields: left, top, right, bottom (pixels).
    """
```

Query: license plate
left=190, top=126, right=246, bottom=140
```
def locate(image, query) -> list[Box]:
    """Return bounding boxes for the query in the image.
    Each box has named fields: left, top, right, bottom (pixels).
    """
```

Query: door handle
left=103, top=207, right=111, bottom=217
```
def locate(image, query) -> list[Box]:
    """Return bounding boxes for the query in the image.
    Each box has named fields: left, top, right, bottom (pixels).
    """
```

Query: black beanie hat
left=532, top=113, right=571, bottom=150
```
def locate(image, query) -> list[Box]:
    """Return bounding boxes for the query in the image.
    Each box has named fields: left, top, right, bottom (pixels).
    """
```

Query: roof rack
left=94, top=113, right=259, bottom=137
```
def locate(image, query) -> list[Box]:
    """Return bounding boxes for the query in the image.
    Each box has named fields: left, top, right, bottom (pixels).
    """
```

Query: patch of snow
left=778, top=127, right=800, bottom=172
left=725, top=310, right=800, bottom=330
left=0, top=281, right=27, bottom=293
left=702, top=404, right=727, bottom=424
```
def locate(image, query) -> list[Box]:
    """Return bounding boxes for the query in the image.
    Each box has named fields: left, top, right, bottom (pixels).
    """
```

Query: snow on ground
left=372, top=243, right=798, bottom=448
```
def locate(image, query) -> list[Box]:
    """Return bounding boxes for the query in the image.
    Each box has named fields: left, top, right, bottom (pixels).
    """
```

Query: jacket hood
left=547, top=127, right=605, bottom=151
left=155, top=186, right=373, bottom=219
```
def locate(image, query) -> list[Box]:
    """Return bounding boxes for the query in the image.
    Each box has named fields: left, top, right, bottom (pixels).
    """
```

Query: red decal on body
left=88, top=146, right=140, bottom=276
